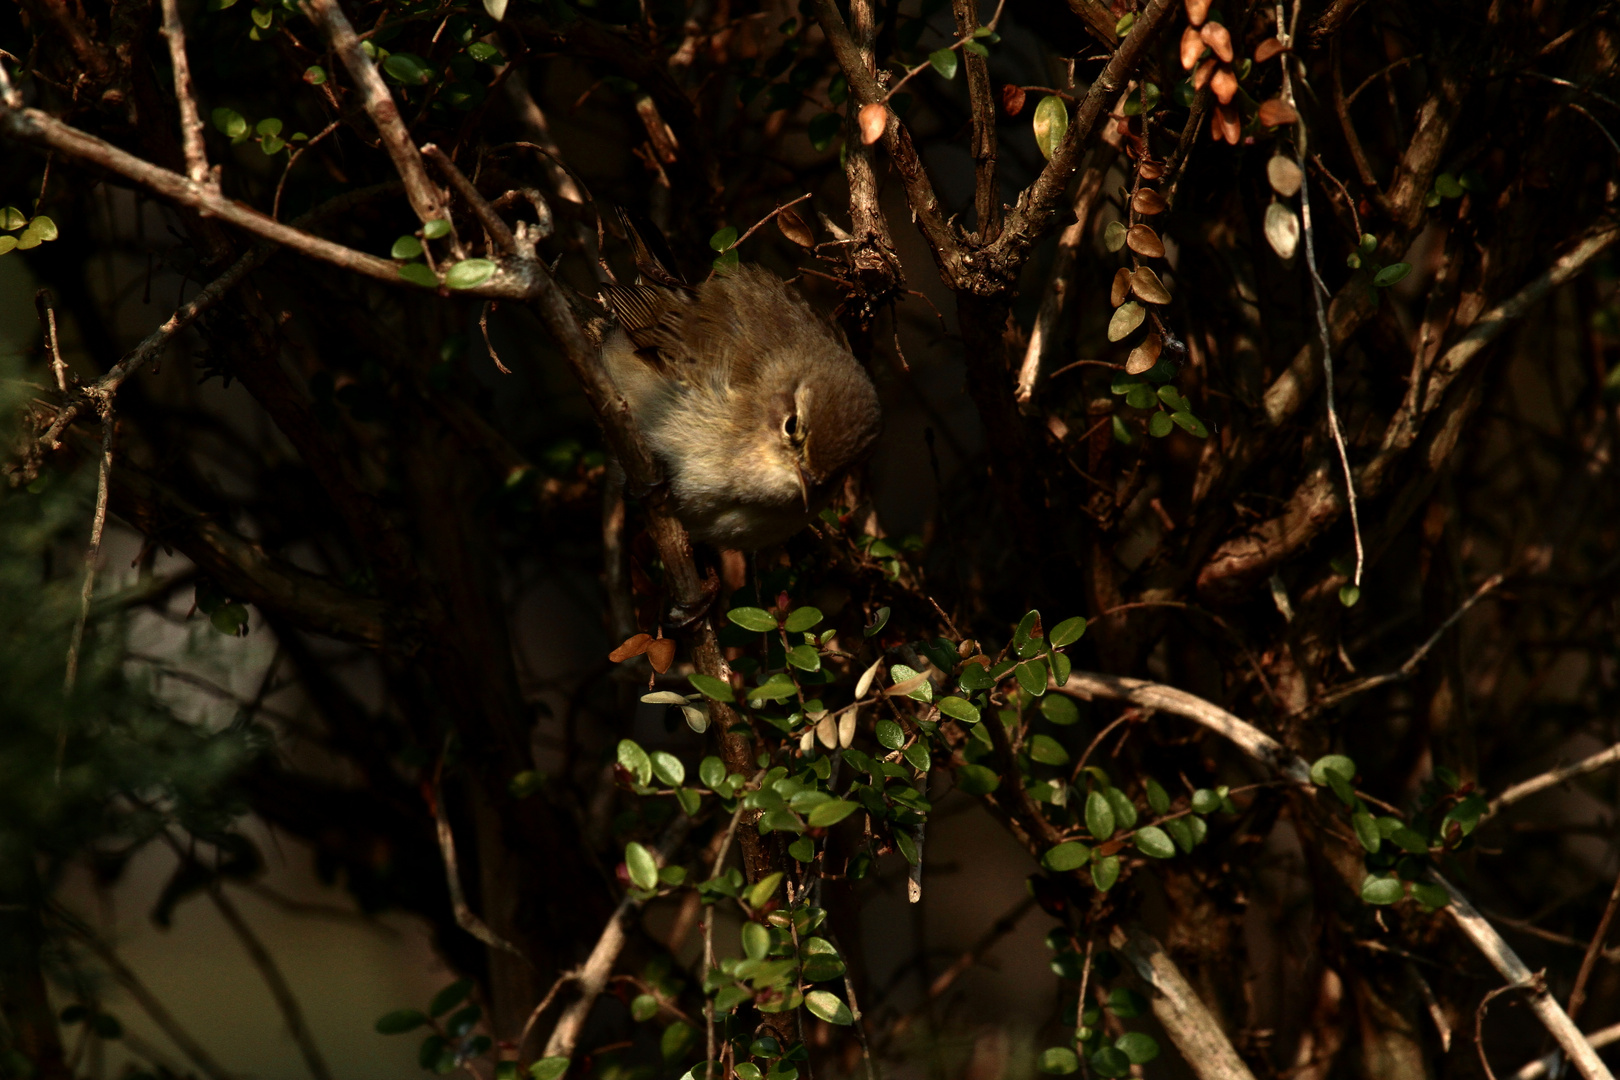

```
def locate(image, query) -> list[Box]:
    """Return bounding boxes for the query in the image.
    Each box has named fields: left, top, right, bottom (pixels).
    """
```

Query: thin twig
left=207, top=885, right=334, bottom=1080
left=1514, top=1023, right=1620, bottom=1080
left=423, top=143, right=518, bottom=255
left=60, top=406, right=114, bottom=774
left=723, top=193, right=812, bottom=252
left=875, top=0, right=1008, bottom=106
left=480, top=301, right=512, bottom=374
left=49, top=903, right=236, bottom=1080
left=515, top=972, right=579, bottom=1062
left=158, top=0, right=212, bottom=188
left=272, top=119, right=342, bottom=221
left=1567, top=866, right=1620, bottom=1024
left=1280, top=1, right=1363, bottom=590
left=36, top=289, right=68, bottom=392
left=431, top=764, right=530, bottom=963
left=1487, top=743, right=1620, bottom=819
left=1313, top=572, right=1505, bottom=710
left=1477, top=980, right=1537, bottom=1080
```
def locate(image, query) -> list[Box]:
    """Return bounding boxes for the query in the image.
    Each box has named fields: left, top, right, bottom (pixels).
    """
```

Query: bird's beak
left=794, top=462, right=812, bottom=511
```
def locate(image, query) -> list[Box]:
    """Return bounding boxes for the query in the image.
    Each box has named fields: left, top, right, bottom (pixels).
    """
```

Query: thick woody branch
left=158, top=0, right=211, bottom=188
left=1055, top=670, right=1615, bottom=1080
left=1064, top=0, right=1120, bottom=48
left=814, top=0, right=960, bottom=264
left=305, top=0, right=450, bottom=227
left=109, top=463, right=402, bottom=648
left=1197, top=220, right=1620, bottom=601
left=1110, top=926, right=1259, bottom=1080
left=422, top=144, right=518, bottom=255
left=989, top=0, right=1177, bottom=273
left=953, top=0, right=999, bottom=242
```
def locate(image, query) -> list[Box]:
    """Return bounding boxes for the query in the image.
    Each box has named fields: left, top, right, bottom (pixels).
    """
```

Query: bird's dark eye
left=783, top=414, right=798, bottom=438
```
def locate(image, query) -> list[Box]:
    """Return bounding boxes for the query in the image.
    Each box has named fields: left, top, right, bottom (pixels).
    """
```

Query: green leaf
left=1170, top=411, right=1209, bottom=438
left=928, top=48, right=958, bottom=79
left=786, top=644, right=821, bottom=671
left=530, top=1059, right=569, bottom=1080
left=675, top=787, right=701, bottom=816
left=392, top=235, right=424, bottom=260
left=955, top=763, right=1000, bottom=795
left=1339, top=584, right=1361, bottom=607
left=383, top=52, right=434, bottom=85
left=689, top=673, right=734, bottom=702
left=430, top=980, right=472, bottom=1018
left=1361, top=874, right=1405, bottom=905
left=1125, top=384, right=1156, bottom=409
left=661, top=1022, right=695, bottom=1063
left=1037, top=1048, right=1079, bottom=1075
left=1434, top=172, right=1463, bottom=198
left=1389, top=826, right=1430, bottom=854
left=1411, top=882, right=1450, bottom=910
left=1032, top=94, right=1068, bottom=161
left=446, top=259, right=496, bottom=290
left=807, top=799, right=857, bottom=828
left=727, top=606, right=778, bottom=632
left=699, top=757, right=726, bottom=790
left=650, top=751, right=685, bottom=787
left=1028, top=733, right=1069, bottom=767
left=211, top=107, right=248, bottom=138
left=1016, top=658, right=1049, bottom=697
left=875, top=719, right=904, bottom=749
left=1107, top=301, right=1145, bottom=342
left=1352, top=811, right=1381, bottom=853
left=397, top=262, right=439, bottom=288
left=1133, top=825, right=1176, bottom=859
left=805, top=990, right=852, bottom=1025
left=1107, top=988, right=1147, bottom=1019
left=0, top=207, right=24, bottom=231
left=800, top=948, right=846, bottom=983
left=509, top=770, right=544, bottom=798
left=788, top=836, right=816, bottom=862
left=1115, top=1033, right=1159, bottom=1065
left=1085, top=790, right=1116, bottom=840
left=303, top=65, right=327, bottom=85
left=1163, top=817, right=1194, bottom=853
left=1373, top=262, right=1412, bottom=287
left=255, top=117, right=282, bottom=137
left=864, top=606, right=891, bottom=637
left=423, top=219, right=452, bottom=239
left=1190, top=789, right=1221, bottom=815
left=962, top=38, right=988, bottom=57
left=1104, top=219, right=1128, bottom=252
left=1141, top=779, right=1169, bottom=817
left=1042, top=841, right=1090, bottom=872
left=1039, top=695, right=1078, bottom=726
left=748, top=871, right=784, bottom=909
left=903, top=742, right=930, bottom=773
left=783, top=606, right=823, bottom=632
left=625, top=841, right=659, bottom=890
left=375, top=1009, right=428, bottom=1034
left=250, top=5, right=273, bottom=27
left=1104, top=788, right=1137, bottom=830
left=937, top=696, right=981, bottom=724
left=1091, top=854, right=1120, bottom=891
left=618, top=739, right=653, bottom=787
left=1310, top=754, right=1357, bottom=787
left=1148, top=411, right=1173, bottom=438
left=709, top=226, right=739, bottom=252
left=1048, top=616, right=1087, bottom=647
left=741, top=921, right=771, bottom=960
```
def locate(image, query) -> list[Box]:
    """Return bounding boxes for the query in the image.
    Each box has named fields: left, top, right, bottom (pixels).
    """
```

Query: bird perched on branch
left=598, top=211, right=882, bottom=551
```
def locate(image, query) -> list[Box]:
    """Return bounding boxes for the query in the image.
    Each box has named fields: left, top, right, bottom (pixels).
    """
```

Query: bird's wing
left=599, top=282, right=697, bottom=375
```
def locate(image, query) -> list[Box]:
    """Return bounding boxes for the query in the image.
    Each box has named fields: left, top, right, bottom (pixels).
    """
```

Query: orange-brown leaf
left=609, top=633, right=652, bottom=662
left=776, top=208, right=814, bottom=247
left=1001, top=84, right=1027, bottom=116
left=1193, top=57, right=1217, bottom=91
left=1253, top=36, right=1286, bottom=63
left=1258, top=97, right=1299, bottom=127
left=1126, top=223, right=1165, bottom=258
left=645, top=637, right=676, bottom=674
left=1213, top=102, right=1241, bottom=145
left=858, top=102, right=886, bottom=145
left=1126, top=333, right=1162, bottom=375
left=1184, top=0, right=1211, bottom=26
left=1110, top=266, right=1132, bottom=308
left=1211, top=65, right=1238, bottom=105
left=1199, top=21, right=1233, bottom=62
left=1132, top=188, right=1167, bottom=215
left=1131, top=266, right=1172, bottom=305
left=1180, top=25, right=1205, bottom=70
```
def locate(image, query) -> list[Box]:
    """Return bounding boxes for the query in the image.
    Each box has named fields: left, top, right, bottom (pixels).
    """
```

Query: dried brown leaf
left=858, top=102, right=886, bottom=145
left=1199, top=21, right=1233, bottom=62
left=1253, top=37, right=1286, bottom=63
left=1184, top=0, right=1211, bottom=26
left=1110, top=267, right=1132, bottom=308
left=646, top=637, right=676, bottom=674
left=609, top=633, right=652, bottom=662
left=1126, top=333, right=1162, bottom=374
left=1211, top=65, right=1238, bottom=105
left=1258, top=98, right=1299, bottom=127
left=1213, top=102, right=1241, bottom=144
left=1131, top=267, right=1172, bottom=304
left=1001, top=84, right=1027, bottom=116
left=1138, top=159, right=1166, bottom=180
left=1264, top=201, right=1300, bottom=259
left=1126, top=223, right=1165, bottom=258
left=1193, top=58, right=1217, bottom=91
left=1132, top=188, right=1167, bottom=215
left=1267, top=154, right=1303, bottom=197
left=777, top=208, right=814, bottom=248
left=1180, top=25, right=1205, bottom=70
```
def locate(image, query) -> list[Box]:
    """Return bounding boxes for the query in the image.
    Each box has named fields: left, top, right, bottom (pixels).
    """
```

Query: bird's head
left=763, top=368, right=882, bottom=510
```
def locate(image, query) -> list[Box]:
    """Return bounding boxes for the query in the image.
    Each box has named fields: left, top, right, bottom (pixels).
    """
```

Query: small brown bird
left=598, top=216, right=882, bottom=550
